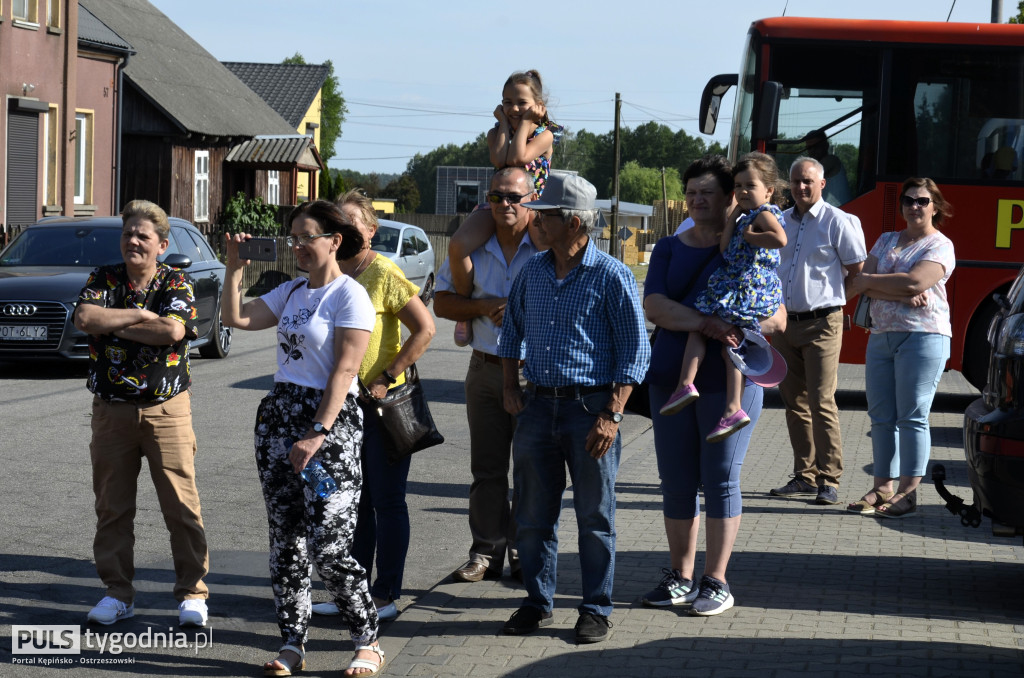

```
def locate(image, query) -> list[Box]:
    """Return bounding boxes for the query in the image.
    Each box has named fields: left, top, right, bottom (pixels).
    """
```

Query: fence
left=201, top=219, right=457, bottom=294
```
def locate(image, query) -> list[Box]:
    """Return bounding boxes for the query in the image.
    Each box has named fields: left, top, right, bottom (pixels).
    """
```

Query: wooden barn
left=80, top=0, right=307, bottom=227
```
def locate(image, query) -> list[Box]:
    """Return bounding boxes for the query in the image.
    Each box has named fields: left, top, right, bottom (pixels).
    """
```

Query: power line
left=346, top=99, right=490, bottom=117
left=340, top=139, right=438, bottom=148
left=344, top=120, right=481, bottom=134
left=335, top=155, right=416, bottom=161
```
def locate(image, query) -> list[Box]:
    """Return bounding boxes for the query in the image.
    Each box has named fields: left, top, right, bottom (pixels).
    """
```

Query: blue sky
left=150, top=0, right=1017, bottom=175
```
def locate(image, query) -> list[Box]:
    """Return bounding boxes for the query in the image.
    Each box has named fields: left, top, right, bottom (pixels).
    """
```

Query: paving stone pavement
left=377, top=368, right=1024, bottom=677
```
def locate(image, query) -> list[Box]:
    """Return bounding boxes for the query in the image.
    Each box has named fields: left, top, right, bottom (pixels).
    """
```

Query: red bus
left=699, top=17, right=1024, bottom=389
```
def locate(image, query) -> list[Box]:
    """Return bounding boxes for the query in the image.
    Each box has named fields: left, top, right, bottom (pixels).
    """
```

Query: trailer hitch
left=929, top=467, right=983, bottom=532
left=931, top=464, right=982, bottom=528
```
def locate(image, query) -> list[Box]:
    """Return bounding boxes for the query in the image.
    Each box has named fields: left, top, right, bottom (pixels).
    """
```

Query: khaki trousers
left=773, top=312, right=845, bottom=488
left=90, top=391, right=209, bottom=604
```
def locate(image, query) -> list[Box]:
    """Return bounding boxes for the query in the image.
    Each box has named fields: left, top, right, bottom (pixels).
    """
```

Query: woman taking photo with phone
left=222, top=200, right=386, bottom=677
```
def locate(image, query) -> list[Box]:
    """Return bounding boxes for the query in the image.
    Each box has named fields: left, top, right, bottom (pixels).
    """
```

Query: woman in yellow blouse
left=313, top=189, right=436, bottom=622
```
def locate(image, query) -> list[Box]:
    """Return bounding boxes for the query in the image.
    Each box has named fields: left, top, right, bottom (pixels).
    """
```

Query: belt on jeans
left=788, top=306, right=841, bottom=322
left=472, top=349, right=523, bottom=367
left=527, top=383, right=610, bottom=399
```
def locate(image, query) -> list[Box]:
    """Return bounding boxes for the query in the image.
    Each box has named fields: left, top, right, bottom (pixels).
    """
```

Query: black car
left=0, top=216, right=231, bottom=360
left=935, top=265, right=1024, bottom=544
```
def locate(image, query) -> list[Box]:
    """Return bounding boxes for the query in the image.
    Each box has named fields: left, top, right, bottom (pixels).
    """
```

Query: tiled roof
left=78, top=5, right=134, bottom=54
left=79, top=0, right=294, bottom=138
left=222, top=62, right=330, bottom=129
left=225, top=135, right=324, bottom=171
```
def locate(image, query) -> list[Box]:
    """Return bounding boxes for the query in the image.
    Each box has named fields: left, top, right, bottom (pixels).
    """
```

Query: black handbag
left=624, top=328, right=660, bottom=418
left=852, top=294, right=872, bottom=329
left=360, top=364, right=444, bottom=464
left=626, top=246, right=720, bottom=419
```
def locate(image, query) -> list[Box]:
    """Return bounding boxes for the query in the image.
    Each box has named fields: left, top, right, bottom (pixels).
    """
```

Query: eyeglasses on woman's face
left=900, top=196, right=932, bottom=208
left=286, top=233, right=336, bottom=247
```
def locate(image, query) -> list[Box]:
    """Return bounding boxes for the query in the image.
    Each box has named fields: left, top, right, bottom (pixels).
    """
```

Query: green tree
left=221, top=192, right=279, bottom=235
left=381, top=174, right=421, bottom=213
left=405, top=134, right=490, bottom=212
left=615, top=161, right=683, bottom=204
left=1009, top=1, right=1024, bottom=23
left=283, top=53, right=346, bottom=165
left=320, top=168, right=346, bottom=201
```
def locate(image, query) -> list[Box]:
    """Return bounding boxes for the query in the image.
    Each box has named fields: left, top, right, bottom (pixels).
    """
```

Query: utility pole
left=661, top=167, right=669, bottom=235
left=611, top=92, right=621, bottom=259
left=992, top=0, right=1003, bottom=23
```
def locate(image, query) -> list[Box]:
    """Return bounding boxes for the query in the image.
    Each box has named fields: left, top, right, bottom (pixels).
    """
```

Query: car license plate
left=0, top=325, right=47, bottom=340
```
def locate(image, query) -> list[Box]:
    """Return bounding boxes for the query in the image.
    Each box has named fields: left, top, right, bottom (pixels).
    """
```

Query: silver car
left=371, top=220, right=435, bottom=305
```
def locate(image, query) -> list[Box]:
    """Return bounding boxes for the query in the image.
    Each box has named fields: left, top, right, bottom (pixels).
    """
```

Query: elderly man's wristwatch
left=601, top=408, right=624, bottom=423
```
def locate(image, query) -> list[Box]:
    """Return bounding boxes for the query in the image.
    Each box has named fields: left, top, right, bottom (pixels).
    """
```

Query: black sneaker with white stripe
left=641, top=568, right=698, bottom=607
left=689, top=575, right=734, bottom=616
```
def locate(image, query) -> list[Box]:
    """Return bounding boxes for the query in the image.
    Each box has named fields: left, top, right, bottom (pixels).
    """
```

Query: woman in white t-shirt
left=845, top=178, right=955, bottom=521
left=223, top=200, right=386, bottom=677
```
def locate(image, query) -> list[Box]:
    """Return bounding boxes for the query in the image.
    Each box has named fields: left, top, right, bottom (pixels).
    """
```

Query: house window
left=74, top=111, right=93, bottom=205
left=267, top=170, right=280, bottom=205
left=194, top=151, right=210, bottom=222
left=46, top=0, right=60, bottom=28
left=43, top=105, right=59, bottom=205
left=13, top=0, right=38, bottom=23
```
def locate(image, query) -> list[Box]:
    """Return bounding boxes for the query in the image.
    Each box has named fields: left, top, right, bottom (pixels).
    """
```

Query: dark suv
left=936, top=265, right=1024, bottom=543
left=0, top=217, right=231, bottom=360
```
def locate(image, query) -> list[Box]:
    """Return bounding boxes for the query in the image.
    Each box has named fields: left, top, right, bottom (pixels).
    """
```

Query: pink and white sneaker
left=659, top=384, right=699, bottom=416
left=706, top=409, right=751, bottom=443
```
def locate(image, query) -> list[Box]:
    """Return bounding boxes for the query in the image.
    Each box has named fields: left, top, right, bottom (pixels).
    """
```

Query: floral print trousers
left=254, top=382, right=379, bottom=647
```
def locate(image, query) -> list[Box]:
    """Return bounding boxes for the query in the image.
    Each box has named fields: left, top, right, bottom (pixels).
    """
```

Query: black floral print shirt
left=78, top=263, right=199, bottom=402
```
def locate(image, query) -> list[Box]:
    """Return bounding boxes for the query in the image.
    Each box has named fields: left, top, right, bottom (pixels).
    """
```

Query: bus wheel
left=962, top=296, right=1001, bottom=391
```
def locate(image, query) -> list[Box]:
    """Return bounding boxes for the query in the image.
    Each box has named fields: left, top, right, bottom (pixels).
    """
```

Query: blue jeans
left=512, top=389, right=618, bottom=618
left=650, top=381, right=762, bottom=519
left=865, top=332, right=950, bottom=478
left=352, top=399, right=412, bottom=601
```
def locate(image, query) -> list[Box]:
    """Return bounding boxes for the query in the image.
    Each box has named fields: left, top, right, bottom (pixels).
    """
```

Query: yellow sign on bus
left=996, top=199, right=1024, bottom=249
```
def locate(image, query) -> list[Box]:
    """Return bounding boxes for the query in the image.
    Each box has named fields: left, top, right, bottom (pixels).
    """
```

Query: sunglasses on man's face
left=900, top=196, right=932, bottom=208
left=486, top=192, right=531, bottom=205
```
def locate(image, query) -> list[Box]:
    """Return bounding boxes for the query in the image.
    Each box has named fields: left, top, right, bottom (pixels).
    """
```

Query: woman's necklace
left=347, top=247, right=372, bottom=277
left=897, top=228, right=932, bottom=249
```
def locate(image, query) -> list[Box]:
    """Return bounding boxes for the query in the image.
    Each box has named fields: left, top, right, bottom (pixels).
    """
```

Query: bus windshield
left=732, top=32, right=1024, bottom=206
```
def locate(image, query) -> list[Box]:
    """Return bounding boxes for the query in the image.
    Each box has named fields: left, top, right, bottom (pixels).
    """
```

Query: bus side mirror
left=753, top=81, right=782, bottom=141
left=699, top=74, right=738, bottom=135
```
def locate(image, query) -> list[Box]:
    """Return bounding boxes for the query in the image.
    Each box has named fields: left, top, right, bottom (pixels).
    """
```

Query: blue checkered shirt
left=499, top=239, right=650, bottom=387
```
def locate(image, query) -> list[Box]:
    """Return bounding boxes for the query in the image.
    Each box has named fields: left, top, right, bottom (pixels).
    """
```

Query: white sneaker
left=87, top=596, right=134, bottom=625
left=311, top=602, right=341, bottom=616
left=178, top=599, right=208, bottom=627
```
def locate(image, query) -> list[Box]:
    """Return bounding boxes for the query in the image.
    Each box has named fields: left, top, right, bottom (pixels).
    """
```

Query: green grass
left=628, top=263, right=649, bottom=286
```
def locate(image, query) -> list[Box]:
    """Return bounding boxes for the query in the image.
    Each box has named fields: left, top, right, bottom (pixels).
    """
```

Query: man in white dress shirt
left=769, top=157, right=867, bottom=506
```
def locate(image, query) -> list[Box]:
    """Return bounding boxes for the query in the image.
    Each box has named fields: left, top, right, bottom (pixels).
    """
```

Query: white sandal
left=344, top=644, right=385, bottom=677
left=264, top=644, right=305, bottom=676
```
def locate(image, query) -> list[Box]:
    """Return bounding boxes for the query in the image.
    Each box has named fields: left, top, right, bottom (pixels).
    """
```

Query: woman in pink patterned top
left=845, top=177, right=956, bottom=519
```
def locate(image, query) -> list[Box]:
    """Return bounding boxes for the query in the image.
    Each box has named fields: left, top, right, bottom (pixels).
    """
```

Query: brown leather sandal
left=846, top=489, right=895, bottom=515
left=875, top=489, right=918, bottom=519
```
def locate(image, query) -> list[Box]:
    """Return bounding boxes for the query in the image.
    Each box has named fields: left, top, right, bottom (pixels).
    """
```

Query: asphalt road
left=0, top=309, right=652, bottom=675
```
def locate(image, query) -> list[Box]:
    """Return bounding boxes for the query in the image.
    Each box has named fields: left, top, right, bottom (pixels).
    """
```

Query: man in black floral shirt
left=74, top=200, right=210, bottom=628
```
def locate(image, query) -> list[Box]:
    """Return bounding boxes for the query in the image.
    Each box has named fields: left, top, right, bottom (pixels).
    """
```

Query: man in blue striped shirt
left=498, top=173, right=649, bottom=644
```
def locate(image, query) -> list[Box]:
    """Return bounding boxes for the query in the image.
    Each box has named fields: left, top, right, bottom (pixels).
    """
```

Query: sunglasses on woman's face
left=486, top=192, right=531, bottom=205
left=900, top=196, right=932, bottom=208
